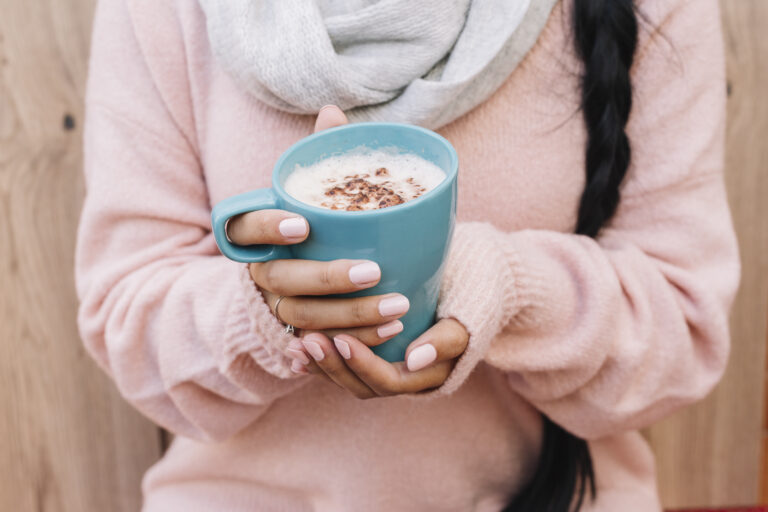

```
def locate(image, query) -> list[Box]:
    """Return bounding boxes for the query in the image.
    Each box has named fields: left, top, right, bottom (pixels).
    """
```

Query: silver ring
left=273, top=296, right=295, bottom=335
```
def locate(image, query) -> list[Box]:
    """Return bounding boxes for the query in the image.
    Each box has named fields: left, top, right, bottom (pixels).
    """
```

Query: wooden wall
left=0, top=0, right=765, bottom=509
left=0, top=1, right=161, bottom=511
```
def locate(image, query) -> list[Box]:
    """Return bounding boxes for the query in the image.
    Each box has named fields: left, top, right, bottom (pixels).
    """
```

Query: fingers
left=320, top=319, right=404, bottom=347
left=286, top=339, right=323, bottom=376
left=227, top=106, right=346, bottom=247
left=284, top=320, right=468, bottom=397
left=285, top=320, right=404, bottom=374
left=267, top=293, right=409, bottom=330
left=299, top=333, right=376, bottom=399
left=314, top=105, right=349, bottom=133
left=404, top=318, right=469, bottom=372
left=250, top=259, right=381, bottom=296
left=227, top=209, right=309, bottom=246
left=288, top=319, right=403, bottom=352
left=332, top=334, right=453, bottom=396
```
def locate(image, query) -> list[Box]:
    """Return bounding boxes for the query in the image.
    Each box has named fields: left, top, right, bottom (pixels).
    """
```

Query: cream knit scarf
left=198, top=0, right=559, bottom=129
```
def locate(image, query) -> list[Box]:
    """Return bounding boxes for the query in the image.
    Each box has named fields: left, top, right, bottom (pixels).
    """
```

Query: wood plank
left=646, top=0, right=768, bottom=508
left=0, top=1, right=162, bottom=510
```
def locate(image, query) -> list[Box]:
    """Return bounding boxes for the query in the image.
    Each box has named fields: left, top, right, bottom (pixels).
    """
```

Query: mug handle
left=211, top=188, right=292, bottom=263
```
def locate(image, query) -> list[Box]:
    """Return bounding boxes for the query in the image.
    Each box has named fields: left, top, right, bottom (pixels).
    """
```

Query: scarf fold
left=198, top=0, right=559, bottom=129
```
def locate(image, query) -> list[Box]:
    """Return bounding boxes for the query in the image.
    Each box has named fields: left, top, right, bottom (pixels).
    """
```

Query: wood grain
left=646, top=0, right=768, bottom=508
left=0, top=0, right=161, bottom=511
left=0, top=0, right=766, bottom=510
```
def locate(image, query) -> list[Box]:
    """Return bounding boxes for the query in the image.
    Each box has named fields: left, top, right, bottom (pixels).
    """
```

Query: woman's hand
left=226, top=198, right=412, bottom=369
left=229, top=207, right=412, bottom=347
left=292, top=319, right=469, bottom=398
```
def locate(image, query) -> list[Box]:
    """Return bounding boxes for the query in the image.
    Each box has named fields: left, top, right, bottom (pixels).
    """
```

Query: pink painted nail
left=333, top=337, right=352, bottom=359
left=279, top=217, right=308, bottom=238
left=407, top=343, right=437, bottom=372
left=377, top=320, right=403, bottom=338
left=349, top=262, right=381, bottom=286
left=291, top=359, right=308, bottom=374
left=378, top=295, right=410, bottom=317
left=286, top=348, right=310, bottom=365
left=301, top=338, right=325, bottom=361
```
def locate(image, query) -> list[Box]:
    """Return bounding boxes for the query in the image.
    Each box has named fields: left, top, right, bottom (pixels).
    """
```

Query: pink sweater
left=76, top=0, right=739, bottom=510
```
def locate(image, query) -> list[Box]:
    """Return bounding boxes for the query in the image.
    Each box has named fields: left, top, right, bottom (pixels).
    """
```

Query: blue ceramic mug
left=211, top=123, right=458, bottom=362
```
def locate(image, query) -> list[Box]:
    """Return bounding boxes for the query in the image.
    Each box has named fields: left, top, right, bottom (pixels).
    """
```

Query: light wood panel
left=646, top=0, right=768, bottom=508
left=0, top=0, right=162, bottom=511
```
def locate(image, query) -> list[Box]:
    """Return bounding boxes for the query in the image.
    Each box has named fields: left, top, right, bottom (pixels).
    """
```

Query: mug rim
left=271, top=122, right=459, bottom=217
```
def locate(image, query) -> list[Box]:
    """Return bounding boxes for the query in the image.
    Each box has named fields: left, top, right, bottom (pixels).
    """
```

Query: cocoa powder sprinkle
left=321, top=168, right=406, bottom=211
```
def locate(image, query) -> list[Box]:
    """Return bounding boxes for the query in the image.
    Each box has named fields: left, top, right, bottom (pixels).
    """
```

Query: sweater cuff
left=410, top=222, right=546, bottom=398
left=220, top=264, right=299, bottom=381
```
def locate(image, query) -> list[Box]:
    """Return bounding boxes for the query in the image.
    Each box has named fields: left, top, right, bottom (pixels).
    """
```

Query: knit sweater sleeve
left=424, top=0, right=740, bottom=439
left=75, top=0, right=304, bottom=442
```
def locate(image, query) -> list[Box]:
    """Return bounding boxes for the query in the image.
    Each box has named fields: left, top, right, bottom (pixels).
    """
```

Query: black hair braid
left=503, top=1, right=638, bottom=511
left=575, top=0, right=638, bottom=238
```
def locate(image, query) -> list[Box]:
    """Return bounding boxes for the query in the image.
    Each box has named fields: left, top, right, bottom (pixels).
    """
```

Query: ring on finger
left=274, top=295, right=295, bottom=335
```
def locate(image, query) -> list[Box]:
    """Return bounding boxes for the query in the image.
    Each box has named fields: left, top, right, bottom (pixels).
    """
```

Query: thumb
left=314, top=105, right=349, bottom=133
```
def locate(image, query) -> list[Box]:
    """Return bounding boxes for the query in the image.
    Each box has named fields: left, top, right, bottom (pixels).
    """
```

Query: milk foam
left=284, top=148, right=446, bottom=211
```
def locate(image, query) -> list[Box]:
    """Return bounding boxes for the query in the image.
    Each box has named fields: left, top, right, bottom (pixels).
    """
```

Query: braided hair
left=504, top=1, right=638, bottom=510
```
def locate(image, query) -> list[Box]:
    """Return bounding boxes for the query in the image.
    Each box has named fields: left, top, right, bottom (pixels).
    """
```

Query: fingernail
left=291, top=359, right=308, bottom=374
left=319, top=104, right=336, bottom=112
left=379, top=295, right=409, bottom=317
left=349, top=262, right=380, bottom=286
left=333, top=337, right=351, bottom=359
left=407, top=343, right=437, bottom=372
left=301, top=338, right=325, bottom=361
left=279, top=217, right=307, bottom=238
left=286, top=348, right=310, bottom=365
left=377, top=320, right=403, bottom=338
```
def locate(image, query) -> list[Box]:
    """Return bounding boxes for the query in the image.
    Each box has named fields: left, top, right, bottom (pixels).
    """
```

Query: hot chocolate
left=284, top=149, right=445, bottom=211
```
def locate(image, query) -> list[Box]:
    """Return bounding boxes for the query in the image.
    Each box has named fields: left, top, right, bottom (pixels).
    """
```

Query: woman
left=76, top=0, right=739, bottom=510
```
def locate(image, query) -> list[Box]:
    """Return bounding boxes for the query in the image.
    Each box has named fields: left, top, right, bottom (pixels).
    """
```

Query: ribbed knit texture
left=418, top=223, right=524, bottom=397
left=75, top=0, right=738, bottom=510
left=223, top=265, right=296, bottom=380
